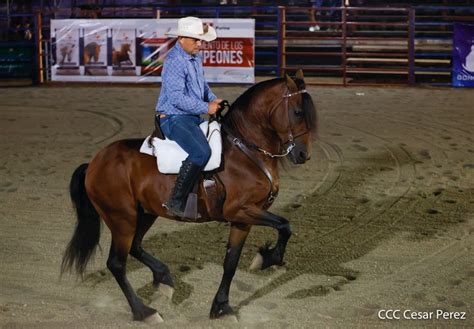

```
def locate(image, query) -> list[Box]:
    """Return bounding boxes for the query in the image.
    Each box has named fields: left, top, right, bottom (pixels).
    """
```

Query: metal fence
left=0, top=13, right=40, bottom=85
left=279, top=5, right=474, bottom=86
left=279, top=6, right=415, bottom=86
left=413, top=5, right=474, bottom=86
left=3, top=4, right=474, bottom=86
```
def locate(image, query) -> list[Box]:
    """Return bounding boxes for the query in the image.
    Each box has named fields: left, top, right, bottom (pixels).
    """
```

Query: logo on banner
left=452, top=23, right=474, bottom=87
left=201, top=38, right=253, bottom=67
left=463, top=45, right=474, bottom=72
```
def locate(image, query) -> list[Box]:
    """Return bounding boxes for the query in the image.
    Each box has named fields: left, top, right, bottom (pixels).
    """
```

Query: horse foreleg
left=107, top=233, right=162, bottom=323
left=210, top=223, right=250, bottom=319
left=129, top=209, right=174, bottom=298
left=236, top=209, right=292, bottom=271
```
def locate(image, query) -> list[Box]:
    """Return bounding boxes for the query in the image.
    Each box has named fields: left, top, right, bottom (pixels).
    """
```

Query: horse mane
left=223, top=77, right=318, bottom=139
left=294, top=77, right=318, bottom=138
left=222, top=77, right=284, bottom=138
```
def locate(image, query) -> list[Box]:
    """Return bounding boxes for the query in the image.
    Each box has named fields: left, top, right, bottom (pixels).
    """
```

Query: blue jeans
left=160, top=114, right=211, bottom=167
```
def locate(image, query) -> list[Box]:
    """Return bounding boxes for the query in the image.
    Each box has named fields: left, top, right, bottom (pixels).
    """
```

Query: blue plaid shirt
left=155, top=42, right=216, bottom=115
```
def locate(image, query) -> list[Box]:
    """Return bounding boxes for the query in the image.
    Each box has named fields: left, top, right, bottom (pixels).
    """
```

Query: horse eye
left=294, top=108, right=304, bottom=116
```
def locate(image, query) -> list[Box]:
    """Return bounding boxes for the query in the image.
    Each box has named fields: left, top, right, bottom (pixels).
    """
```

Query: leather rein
left=222, top=87, right=309, bottom=207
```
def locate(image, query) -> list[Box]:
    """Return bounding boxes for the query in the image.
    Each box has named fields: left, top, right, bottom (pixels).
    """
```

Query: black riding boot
left=164, top=159, right=202, bottom=218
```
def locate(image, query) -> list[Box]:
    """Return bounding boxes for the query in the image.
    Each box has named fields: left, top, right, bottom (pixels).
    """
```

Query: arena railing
left=279, top=6, right=415, bottom=86
left=31, top=4, right=473, bottom=87
left=0, top=13, right=40, bottom=86
left=413, top=5, right=474, bottom=86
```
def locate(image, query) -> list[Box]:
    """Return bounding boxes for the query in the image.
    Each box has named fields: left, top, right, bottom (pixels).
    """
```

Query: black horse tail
left=61, top=163, right=101, bottom=277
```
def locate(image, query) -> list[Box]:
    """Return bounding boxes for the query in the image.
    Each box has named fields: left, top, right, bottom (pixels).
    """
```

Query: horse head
left=121, top=43, right=131, bottom=53
left=269, top=70, right=317, bottom=164
left=223, top=71, right=317, bottom=165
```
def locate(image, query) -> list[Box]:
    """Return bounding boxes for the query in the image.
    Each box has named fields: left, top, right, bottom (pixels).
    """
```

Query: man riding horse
left=156, top=16, right=223, bottom=218
left=62, top=15, right=317, bottom=323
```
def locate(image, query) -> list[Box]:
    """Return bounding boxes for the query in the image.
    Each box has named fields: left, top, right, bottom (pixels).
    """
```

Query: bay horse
left=112, top=43, right=133, bottom=67
left=61, top=70, right=317, bottom=322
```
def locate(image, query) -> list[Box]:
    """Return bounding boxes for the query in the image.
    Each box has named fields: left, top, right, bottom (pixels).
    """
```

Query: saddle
left=141, top=120, right=222, bottom=174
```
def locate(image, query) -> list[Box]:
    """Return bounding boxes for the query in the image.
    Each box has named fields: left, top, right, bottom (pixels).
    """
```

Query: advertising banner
left=452, top=23, right=474, bottom=87
left=51, top=19, right=254, bottom=83
left=83, top=26, right=108, bottom=76
left=54, top=24, right=80, bottom=76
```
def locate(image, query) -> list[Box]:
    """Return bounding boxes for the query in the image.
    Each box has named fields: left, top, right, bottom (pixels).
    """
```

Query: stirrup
left=162, top=198, right=201, bottom=220
left=183, top=192, right=201, bottom=220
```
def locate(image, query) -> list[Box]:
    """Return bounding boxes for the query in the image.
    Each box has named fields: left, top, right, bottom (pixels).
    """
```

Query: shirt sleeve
left=204, top=80, right=217, bottom=103
left=163, top=57, right=209, bottom=114
left=198, top=54, right=216, bottom=102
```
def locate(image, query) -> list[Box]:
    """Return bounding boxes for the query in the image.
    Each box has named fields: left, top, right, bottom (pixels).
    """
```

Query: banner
left=51, top=19, right=254, bottom=83
left=452, top=23, right=474, bottom=87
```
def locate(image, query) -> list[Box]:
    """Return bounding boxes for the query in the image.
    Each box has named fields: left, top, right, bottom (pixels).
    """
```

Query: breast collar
left=222, top=125, right=277, bottom=207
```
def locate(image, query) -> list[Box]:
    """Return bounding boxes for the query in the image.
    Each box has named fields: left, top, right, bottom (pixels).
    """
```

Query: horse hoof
left=159, top=283, right=175, bottom=299
left=249, top=252, right=263, bottom=270
left=144, top=312, right=164, bottom=324
left=210, top=302, right=234, bottom=319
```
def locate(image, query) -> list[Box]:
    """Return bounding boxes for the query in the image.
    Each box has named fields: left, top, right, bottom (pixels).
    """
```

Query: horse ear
left=295, top=69, right=305, bottom=80
left=285, top=74, right=297, bottom=89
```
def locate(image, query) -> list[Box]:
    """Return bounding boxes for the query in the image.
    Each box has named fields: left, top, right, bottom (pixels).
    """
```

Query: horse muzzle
left=289, top=148, right=309, bottom=164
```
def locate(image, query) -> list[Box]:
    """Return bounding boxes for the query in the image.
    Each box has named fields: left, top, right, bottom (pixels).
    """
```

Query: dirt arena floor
left=0, top=83, right=473, bottom=329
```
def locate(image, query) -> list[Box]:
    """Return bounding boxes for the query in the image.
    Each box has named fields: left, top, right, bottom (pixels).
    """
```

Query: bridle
left=223, top=86, right=309, bottom=159
left=221, top=84, right=310, bottom=207
left=257, top=87, right=309, bottom=158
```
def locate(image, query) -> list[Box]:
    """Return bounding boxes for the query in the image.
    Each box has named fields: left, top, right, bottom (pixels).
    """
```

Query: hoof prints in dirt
left=32, top=87, right=471, bottom=325
left=286, top=275, right=356, bottom=299
left=426, top=208, right=440, bottom=215
left=418, top=149, right=431, bottom=159
left=352, top=144, right=368, bottom=152
left=287, top=285, right=332, bottom=298
left=81, top=143, right=472, bottom=309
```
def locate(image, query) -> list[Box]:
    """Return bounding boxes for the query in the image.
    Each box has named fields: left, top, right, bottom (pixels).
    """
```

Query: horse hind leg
left=129, top=204, right=174, bottom=299
left=106, top=222, right=163, bottom=323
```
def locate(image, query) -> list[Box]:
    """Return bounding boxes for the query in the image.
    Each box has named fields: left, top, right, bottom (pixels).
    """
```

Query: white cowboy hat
left=165, top=16, right=217, bottom=42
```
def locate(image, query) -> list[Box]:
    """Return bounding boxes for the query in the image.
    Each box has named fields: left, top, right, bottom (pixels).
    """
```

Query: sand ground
left=0, top=84, right=473, bottom=329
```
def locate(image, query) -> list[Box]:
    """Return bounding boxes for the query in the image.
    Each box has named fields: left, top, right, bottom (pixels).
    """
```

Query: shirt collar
left=176, top=41, right=195, bottom=61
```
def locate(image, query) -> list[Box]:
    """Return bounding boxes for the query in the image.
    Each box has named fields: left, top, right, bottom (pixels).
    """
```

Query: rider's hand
left=213, top=98, right=224, bottom=105
left=208, top=102, right=219, bottom=115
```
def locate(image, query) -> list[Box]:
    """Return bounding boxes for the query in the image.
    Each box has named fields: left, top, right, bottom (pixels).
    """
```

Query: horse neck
left=224, top=96, right=285, bottom=157
left=223, top=109, right=281, bottom=181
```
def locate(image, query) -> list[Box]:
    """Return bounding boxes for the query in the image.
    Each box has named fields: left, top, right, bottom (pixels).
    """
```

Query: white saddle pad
left=140, top=121, right=222, bottom=174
